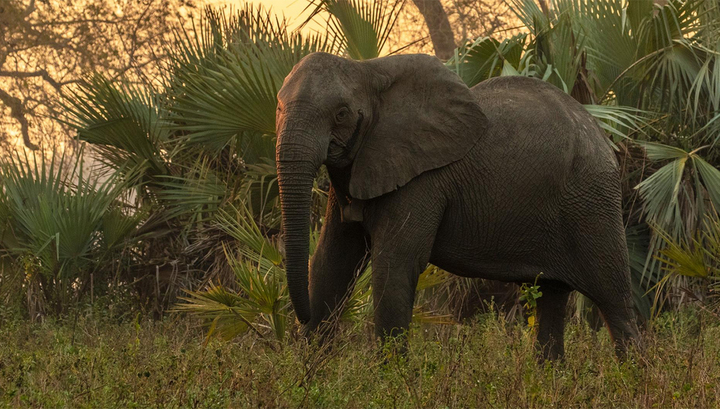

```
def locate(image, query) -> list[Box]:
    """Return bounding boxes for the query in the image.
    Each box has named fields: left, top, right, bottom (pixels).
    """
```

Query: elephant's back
left=469, top=76, right=617, bottom=174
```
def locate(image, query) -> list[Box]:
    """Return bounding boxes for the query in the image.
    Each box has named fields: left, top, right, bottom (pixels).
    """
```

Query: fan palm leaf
left=305, top=0, right=403, bottom=60
left=63, top=76, right=170, bottom=177
left=634, top=141, right=720, bottom=282
left=166, top=5, right=330, bottom=152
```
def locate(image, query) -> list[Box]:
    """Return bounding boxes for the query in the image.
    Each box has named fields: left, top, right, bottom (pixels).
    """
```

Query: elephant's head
left=275, top=52, right=487, bottom=324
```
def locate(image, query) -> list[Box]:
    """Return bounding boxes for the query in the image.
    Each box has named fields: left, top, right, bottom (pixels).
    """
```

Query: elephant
left=275, top=51, right=641, bottom=360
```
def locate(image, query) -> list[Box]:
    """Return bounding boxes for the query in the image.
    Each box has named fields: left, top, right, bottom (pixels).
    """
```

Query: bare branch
left=0, top=0, right=193, bottom=148
left=0, top=87, right=39, bottom=150
left=0, top=69, right=61, bottom=90
left=30, top=18, right=131, bottom=27
left=22, top=0, right=37, bottom=18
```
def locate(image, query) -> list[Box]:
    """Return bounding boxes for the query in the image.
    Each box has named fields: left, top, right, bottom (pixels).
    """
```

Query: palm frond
left=166, top=5, right=329, bottom=151
left=633, top=140, right=720, bottom=284
left=307, top=0, right=403, bottom=60
left=447, top=34, right=529, bottom=88
left=216, top=203, right=283, bottom=265
left=240, top=160, right=280, bottom=226
left=174, top=285, right=258, bottom=341
left=63, top=76, right=170, bottom=176
left=154, top=158, right=231, bottom=223
left=0, top=148, right=135, bottom=312
left=583, top=105, right=654, bottom=143
left=692, top=155, right=720, bottom=211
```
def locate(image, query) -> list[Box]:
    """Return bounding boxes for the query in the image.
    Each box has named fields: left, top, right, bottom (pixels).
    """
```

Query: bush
left=0, top=149, right=141, bottom=318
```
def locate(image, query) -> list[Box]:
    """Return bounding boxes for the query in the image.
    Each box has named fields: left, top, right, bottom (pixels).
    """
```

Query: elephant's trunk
left=276, top=115, right=324, bottom=325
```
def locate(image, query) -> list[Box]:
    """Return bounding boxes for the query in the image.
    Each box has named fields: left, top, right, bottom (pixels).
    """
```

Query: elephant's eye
left=335, top=107, right=350, bottom=124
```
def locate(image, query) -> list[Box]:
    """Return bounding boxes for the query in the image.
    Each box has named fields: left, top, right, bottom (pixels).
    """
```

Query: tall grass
left=1, top=309, right=718, bottom=408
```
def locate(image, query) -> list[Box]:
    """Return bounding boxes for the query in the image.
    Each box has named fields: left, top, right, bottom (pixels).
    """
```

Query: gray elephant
left=275, top=52, right=640, bottom=360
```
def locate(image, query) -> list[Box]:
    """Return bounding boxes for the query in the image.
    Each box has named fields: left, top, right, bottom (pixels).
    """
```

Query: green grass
left=1, top=308, right=719, bottom=408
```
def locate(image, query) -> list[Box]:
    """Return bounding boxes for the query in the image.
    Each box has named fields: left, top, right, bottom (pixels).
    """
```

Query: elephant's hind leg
left=561, top=222, right=640, bottom=355
left=572, top=238, right=641, bottom=358
left=535, top=283, right=572, bottom=361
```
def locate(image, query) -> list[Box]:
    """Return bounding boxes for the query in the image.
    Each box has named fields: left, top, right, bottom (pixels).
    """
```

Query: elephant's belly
left=429, top=208, right=563, bottom=283
left=428, top=255, right=551, bottom=283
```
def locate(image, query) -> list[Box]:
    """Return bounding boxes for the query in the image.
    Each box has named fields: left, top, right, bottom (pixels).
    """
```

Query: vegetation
left=0, top=148, right=140, bottom=317
left=1, top=308, right=719, bottom=408
left=64, top=0, right=720, bottom=328
left=0, top=0, right=718, bottom=331
left=448, top=0, right=720, bottom=315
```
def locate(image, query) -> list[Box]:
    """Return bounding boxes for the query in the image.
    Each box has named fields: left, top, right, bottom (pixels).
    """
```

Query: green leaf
left=308, top=0, right=403, bottom=60
left=167, top=5, right=329, bottom=149
left=634, top=140, right=689, bottom=161
left=447, top=35, right=528, bottom=87
left=0, top=147, right=133, bottom=307
left=693, top=155, right=720, bottom=211
left=216, top=203, right=283, bottom=265
left=62, top=76, right=170, bottom=176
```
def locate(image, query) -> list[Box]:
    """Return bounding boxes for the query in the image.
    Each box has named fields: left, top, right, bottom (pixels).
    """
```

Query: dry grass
left=1, top=308, right=719, bottom=408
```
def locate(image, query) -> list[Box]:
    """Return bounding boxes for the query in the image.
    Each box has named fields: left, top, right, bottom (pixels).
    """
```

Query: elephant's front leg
left=371, top=251, right=428, bottom=340
left=307, top=188, right=369, bottom=333
left=368, top=203, right=441, bottom=341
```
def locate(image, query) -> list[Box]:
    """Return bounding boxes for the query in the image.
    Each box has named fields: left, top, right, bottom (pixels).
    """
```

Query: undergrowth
left=1, top=308, right=719, bottom=408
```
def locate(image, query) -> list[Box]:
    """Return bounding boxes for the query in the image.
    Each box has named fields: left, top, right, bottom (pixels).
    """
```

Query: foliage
left=63, top=75, right=171, bottom=176
left=173, top=203, right=292, bottom=342
left=0, top=148, right=140, bottom=316
left=305, top=0, right=403, bottom=60
left=518, top=273, right=543, bottom=327
left=657, top=214, right=720, bottom=311
left=174, top=203, right=453, bottom=341
left=57, top=5, right=319, bottom=320
left=7, top=0, right=719, bottom=341
left=56, top=0, right=460, bottom=337
left=635, top=142, right=720, bottom=280
left=166, top=5, right=332, bottom=147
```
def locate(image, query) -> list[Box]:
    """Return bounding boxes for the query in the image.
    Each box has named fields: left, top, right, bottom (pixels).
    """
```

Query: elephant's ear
left=348, top=54, right=488, bottom=200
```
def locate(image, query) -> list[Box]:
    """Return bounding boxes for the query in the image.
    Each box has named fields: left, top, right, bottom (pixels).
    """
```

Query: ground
left=1, top=308, right=719, bottom=408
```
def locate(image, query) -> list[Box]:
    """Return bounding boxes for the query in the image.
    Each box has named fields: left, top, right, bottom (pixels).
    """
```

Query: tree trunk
left=411, top=0, right=456, bottom=60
